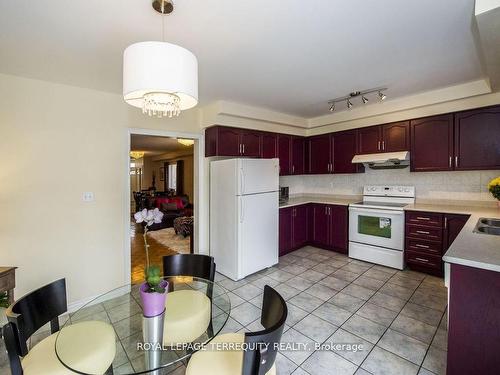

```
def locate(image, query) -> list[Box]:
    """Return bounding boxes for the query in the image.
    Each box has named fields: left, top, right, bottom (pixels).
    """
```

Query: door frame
left=124, top=128, right=206, bottom=284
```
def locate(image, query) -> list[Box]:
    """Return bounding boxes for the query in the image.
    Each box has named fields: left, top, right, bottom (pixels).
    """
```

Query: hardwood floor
left=130, top=222, right=177, bottom=284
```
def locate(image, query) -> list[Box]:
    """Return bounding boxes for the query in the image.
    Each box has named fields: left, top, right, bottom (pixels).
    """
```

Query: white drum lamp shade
left=123, top=41, right=198, bottom=117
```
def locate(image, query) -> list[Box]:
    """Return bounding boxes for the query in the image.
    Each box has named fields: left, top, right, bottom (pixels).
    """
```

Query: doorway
left=126, top=129, right=204, bottom=284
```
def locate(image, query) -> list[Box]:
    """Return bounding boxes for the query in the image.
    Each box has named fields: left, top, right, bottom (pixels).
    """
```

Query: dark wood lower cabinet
left=279, top=203, right=348, bottom=255
left=405, top=211, right=469, bottom=276
left=448, top=264, right=500, bottom=374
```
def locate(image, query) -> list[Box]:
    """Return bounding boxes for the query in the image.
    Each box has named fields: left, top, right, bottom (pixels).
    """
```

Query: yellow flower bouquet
left=488, top=177, right=500, bottom=207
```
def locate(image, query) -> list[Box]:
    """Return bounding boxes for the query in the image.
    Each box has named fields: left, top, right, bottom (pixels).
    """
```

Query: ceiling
left=0, top=0, right=484, bottom=117
left=131, top=135, right=193, bottom=156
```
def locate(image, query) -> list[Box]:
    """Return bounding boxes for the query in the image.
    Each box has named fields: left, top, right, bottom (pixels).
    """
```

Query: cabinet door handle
left=243, top=144, right=245, bottom=155
left=415, top=244, right=430, bottom=249
left=292, top=165, right=295, bottom=174
left=455, top=156, right=458, bottom=168
left=444, top=217, right=447, bottom=229
left=416, top=230, right=430, bottom=235
left=382, top=141, right=385, bottom=150
left=378, top=141, right=381, bottom=151
left=415, top=257, right=429, bottom=263
left=449, top=156, right=452, bottom=168
left=416, top=217, right=430, bottom=221
left=325, top=206, right=328, bottom=215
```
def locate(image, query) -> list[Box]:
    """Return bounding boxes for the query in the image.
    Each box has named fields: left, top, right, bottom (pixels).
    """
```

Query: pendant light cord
left=161, top=0, right=166, bottom=42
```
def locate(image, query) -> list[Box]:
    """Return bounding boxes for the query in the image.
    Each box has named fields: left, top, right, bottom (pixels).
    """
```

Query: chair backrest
left=243, top=285, right=288, bottom=375
left=4, top=278, right=67, bottom=357
left=162, top=254, right=216, bottom=281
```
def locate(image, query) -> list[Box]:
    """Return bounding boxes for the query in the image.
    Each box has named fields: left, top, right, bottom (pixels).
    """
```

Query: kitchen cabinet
left=277, top=135, right=292, bottom=176
left=279, top=204, right=308, bottom=255
left=308, top=134, right=331, bottom=174
left=332, top=129, right=363, bottom=174
left=454, top=106, right=500, bottom=170
left=205, top=126, right=261, bottom=157
left=405, top=210, right=469, bottom=276
left=410, top=114, right=454, bottom=172
left=381, top=121, right=410, bottom=152
left=261, top=132, right=278, bottom=158
left=291, top=137, right=306, bottom=175
left=310, top=203, right=348, bottom=253
left=443, top=214, right=469, bottom=250
left=357, top=126, right=381, bottom=154
left=358, top=122, right=409, bottom=154
left=291, top=205, right=308, bottom=249
left=279, top=207, right=292, bottom=256
left=330, top=205, right=348, bottom=253
left=447, top=264, right=500, bottom=374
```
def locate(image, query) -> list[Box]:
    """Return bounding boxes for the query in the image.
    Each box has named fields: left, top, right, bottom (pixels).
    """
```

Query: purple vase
left=139, top=280, right=169, bottom=317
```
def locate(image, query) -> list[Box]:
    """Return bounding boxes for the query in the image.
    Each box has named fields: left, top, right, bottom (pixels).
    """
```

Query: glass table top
left=55, top=276, right=231, bottom=375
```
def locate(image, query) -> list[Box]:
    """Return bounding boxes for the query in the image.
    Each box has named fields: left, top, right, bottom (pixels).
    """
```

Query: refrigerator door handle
left=240, top=168, right=245, bottom=194
left=240, top=197, right=244, bottom=223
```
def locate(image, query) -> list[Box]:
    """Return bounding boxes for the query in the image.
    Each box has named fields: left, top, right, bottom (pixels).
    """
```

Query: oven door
left=349, top=207, right=405, bottom=250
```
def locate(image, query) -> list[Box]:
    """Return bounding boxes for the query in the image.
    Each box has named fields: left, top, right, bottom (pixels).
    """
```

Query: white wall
left=0, top=73, right=201, bottom=303
left=280, top=169, right=500, bottom=203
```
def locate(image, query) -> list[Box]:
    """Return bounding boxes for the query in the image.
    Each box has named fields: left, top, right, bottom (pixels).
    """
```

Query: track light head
left=347, top=99, right=353, bottom=109
left=362, top=96, right=369, bottom=104
left=378, top=91, right=387, bottom=101
left=329, top=103, right=335, bottom=112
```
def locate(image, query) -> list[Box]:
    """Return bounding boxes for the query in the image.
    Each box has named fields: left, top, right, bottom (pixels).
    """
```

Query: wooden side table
left=0, top=267, right=17, bottom=305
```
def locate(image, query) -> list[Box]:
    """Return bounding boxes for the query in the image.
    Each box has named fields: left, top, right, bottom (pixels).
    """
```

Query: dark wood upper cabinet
left=261, top=132, right=278, bottom=158
left=214, top=127, right=241, bottom=156
left=278, top=134, right=292, bottom=176
left=205, top=126, right=260, bottom=157
left=382, top=121, right=410, bottom=152
left=240, top=130, right=261, bottom=157
left=357, top=125, right=381, bottom=154
left=308, top=134, right=332, bottom=174
left=291, top=137, right=306, bottom=175
left=410, top=114, right=454, bottom=172
left=332, top=130, right=363, bottom=174
left=454, top=106, right=500, bottom=170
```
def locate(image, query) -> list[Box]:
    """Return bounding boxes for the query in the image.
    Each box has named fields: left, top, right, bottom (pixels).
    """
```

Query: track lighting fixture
left=327, top=88, right=387, bottom=112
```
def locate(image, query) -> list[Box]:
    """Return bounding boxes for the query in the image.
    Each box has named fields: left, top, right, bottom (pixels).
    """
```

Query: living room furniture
left=0, top=267, right=16, bottom=305
left=185, top=285, right=287, bottom=375
left=52, top=277, right=230, bottom=375
left=148, top=194, right=193, bottom=231
left=3, top=278, right=116, bottom=375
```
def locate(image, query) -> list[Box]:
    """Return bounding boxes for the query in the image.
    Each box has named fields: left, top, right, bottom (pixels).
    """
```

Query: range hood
left=352, top=151, right=410, bottom=169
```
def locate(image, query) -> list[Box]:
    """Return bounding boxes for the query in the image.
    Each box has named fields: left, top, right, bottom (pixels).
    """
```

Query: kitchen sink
left=474, top=218, right=500, bottom=236
left=480, top=218, right=500, bottom=227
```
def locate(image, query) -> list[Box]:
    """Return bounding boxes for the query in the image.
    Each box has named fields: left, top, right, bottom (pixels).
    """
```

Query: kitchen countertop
left=405, top=203, right=500, bottom=273
left=279, top=195, right=361, bottom=208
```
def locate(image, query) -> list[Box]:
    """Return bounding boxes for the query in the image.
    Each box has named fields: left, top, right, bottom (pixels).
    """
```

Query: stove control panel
left=363, top=185, right=415, bottom=198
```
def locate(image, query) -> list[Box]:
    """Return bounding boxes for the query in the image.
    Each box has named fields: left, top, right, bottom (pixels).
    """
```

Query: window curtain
left=176, top=160, right=184, bottom=196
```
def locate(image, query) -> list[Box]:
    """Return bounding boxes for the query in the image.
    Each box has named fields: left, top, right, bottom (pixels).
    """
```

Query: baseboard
left=67, top=285, right=132, bottom=314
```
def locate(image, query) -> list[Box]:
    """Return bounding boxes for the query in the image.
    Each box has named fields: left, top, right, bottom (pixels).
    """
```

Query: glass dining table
left=54, top=276, right=231, bottom=375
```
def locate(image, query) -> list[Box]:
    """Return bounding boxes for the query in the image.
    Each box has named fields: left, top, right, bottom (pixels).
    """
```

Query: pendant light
left=123, top=0, right=198, bottom=118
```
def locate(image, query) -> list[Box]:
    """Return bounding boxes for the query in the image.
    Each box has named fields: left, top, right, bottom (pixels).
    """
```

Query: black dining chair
left=161, top=254, right=217, bottom=346
left=3, top=279, right=115, bottom=375
left=185, top=285, right=288, bottom=375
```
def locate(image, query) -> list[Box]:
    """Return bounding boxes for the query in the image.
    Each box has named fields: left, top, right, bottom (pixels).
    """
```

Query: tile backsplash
left=280, top=169, right=500, bottom=202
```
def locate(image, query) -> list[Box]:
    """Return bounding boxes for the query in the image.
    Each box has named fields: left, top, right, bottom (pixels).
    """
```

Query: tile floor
left=0, top=246, right=448, bottom=375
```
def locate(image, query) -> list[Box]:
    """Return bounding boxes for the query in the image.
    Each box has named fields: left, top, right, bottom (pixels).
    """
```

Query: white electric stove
left=349, top=185, right=415, bottom=269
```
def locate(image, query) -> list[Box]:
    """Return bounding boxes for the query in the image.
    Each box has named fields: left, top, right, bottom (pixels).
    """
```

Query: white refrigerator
left=210, top=158, right=279, bottom=281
